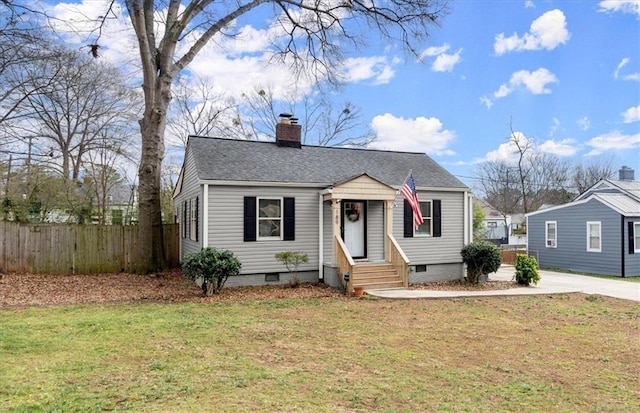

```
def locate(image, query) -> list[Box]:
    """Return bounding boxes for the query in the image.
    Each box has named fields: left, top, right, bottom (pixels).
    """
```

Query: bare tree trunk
left=136, top=74, right=171, bottom=273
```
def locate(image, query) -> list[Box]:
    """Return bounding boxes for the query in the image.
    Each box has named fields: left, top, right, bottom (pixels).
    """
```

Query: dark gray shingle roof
left=187, top=136, right=468, bottom=189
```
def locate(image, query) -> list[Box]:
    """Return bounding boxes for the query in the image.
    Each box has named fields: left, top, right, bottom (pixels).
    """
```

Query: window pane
left=259, top=219, right=280, bottom=237
left=416, top=201, right=431, bottom=235
left=420, top=201, right=431, bottom=218
left=259, top=199, right=280, bottom=218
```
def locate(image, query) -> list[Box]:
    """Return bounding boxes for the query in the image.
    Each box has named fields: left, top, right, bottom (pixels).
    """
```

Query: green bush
left=514, top=254, right=540, bottom=286
left=275, top=251, right=309, bottom=288
left=182, top=247, right=241, bottom=295
left=460, top=241, right=502, bottom=283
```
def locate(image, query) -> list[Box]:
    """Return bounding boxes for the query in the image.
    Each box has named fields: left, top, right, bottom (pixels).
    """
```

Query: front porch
left=321, top=174, right=410, bottom=294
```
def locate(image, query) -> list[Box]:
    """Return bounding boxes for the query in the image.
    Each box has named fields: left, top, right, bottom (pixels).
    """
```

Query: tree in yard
left=88, top=0, right=449, bottom=273
left=572, top=159, right=615, bottom=195
left=15, top=48, right=139, bottom=181
left=238, top=85, right=376, bottom=147
left=475, top=125, right=572, bottom=227
left=472, top=201, right=485, bottom=241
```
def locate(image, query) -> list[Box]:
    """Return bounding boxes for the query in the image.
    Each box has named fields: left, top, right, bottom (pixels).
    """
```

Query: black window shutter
left=403, top=200, right=413, bottom=238
left=195, top=196, right=199, bottom=242
left=182, top=201, right=187, bottom=238
left=433, top=200, right=442, bottom=238
left=244, top=196, right=256, bottom=242
left=629, top=222, right=635, bottom=254
left=283, top=197, right=295, bottom=241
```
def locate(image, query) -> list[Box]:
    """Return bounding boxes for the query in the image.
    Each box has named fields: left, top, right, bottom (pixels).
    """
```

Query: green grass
left=1, top=295, right=639, bottom=412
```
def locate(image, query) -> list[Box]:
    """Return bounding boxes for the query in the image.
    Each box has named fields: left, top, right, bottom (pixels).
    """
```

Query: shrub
left=514, top=254, right=540, bottom=286
left=460, top=241, right=502, bottom=283
left=275, top=251, right=309, bottom=288
left=182, top=247, right=241, bottom=295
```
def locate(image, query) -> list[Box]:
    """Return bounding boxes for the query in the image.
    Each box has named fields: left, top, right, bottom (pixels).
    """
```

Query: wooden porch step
left=353, top=280, right=404, bottom=290
left=351, top=262, right=403, bottom=291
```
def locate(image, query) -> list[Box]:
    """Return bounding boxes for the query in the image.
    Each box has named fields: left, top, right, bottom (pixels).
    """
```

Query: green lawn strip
left=1, top=295, right=638, bottom=412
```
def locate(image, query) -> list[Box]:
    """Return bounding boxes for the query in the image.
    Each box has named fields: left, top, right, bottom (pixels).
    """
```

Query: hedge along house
left=173, top=115, right=473, bottom=292
left=525, top=166, right=640, bottom=277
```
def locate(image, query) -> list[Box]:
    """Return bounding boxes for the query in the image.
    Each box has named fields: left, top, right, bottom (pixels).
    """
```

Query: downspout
left=318, top=192, right=324, bottom=282
left=621, top=214, right=625, bottom=278
left=463, top=191, right=470, bottom=278
left=202, top=184, right=208, bottom=248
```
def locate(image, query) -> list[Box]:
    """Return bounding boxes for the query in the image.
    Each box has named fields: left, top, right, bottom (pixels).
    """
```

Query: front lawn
left=1, top=294, right=638, bottom=412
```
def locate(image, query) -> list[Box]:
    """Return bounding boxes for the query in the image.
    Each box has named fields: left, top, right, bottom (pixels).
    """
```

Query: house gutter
left=203, top=184, right=209, bottom=248
left=318, top=192, right=324, bottom=282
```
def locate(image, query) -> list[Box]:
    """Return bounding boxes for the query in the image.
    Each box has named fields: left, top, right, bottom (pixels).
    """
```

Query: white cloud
left=494, top=9, right=570, bottom=55
left=370, top=113, right=456, bottom=155
left=539, top=138, right=578, bottom=156
left=585, top=131, right=640, bottom=155
left=613, top=57, right=640, bottom=81
left=420, top=43, right=463, bottom=72
left=491, top=68, right=558, bottom=102
left=549, top=117, right=561, bottom=136
left=599, top=0, right=640, bottom=17
left=622, top=105, right=640, bottom=123
left=339, top=56, right=397, bottom=85
left=479, top=95, right=494, bottom=109
left=525, top=1, right=536, bottom=8
left=483, top=131, right=532, bottom=164
left=577, top=116, right=591, bottom=131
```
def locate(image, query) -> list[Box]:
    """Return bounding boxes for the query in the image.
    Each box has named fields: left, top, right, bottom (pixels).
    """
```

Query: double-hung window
left=258, top=198, right=282, bottom=240
left=189, top=197, right=198, bottom=241
left=545, top=221, right=557, bottom=248
left=415, top=201, right=432, bottom=236
left=587, top=221, right=601, bottom=252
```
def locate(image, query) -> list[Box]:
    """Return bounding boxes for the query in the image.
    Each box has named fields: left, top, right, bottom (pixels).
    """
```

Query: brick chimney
left=618, top=165, right=635, bottom=181
left=275, top=113, right=302, bottom=148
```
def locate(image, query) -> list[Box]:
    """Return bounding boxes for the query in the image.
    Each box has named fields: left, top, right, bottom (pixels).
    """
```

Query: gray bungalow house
left=173, top=116, right=473, bottom=292
left=526, top=166, right=640, bottom=277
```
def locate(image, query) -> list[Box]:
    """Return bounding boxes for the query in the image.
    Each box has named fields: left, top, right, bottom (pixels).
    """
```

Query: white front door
left=343, top=201, right=366, bottom=259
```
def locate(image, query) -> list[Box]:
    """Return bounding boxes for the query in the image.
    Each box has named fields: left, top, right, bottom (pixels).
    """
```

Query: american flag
left=400, top=173, right=424, bottom=228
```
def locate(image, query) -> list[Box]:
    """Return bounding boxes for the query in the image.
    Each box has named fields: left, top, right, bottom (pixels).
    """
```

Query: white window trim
left=545, top=221, right=557, bottom=248
left=257, top=197, right=283, bottom=241
left=414, top=200, right=432, bottom=237
left=189, top=198, right=198, bottom=241
left=586, top=221, right=601, bottom=252
left=634, top=222, right=640, bottom=253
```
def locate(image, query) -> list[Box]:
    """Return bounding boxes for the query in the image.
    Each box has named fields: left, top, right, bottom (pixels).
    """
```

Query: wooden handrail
left=335, top=235, right=355, bottom=292
left=387, top=234, right=410, bottom=288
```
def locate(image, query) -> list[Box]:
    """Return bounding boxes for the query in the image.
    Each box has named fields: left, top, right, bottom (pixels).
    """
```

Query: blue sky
left=45, top=1, right=640, bottom=189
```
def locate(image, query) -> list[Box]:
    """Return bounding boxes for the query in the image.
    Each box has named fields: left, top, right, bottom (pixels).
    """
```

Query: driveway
left=493, top=265, right=640, bottom=302
left=367, top=265, right=640, bottom=302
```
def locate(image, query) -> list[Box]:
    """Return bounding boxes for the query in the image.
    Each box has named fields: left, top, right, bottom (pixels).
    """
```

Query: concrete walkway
left=366, top=265, right=640, bottom=302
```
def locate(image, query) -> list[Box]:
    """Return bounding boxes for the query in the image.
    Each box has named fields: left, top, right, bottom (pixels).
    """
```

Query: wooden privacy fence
left=0, top=222, right=179, bottom=274
left=500, top=247, right=528, bottom=265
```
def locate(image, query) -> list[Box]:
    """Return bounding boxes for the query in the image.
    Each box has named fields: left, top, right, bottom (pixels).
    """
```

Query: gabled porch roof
left=322, top=173, right=397, bottom=201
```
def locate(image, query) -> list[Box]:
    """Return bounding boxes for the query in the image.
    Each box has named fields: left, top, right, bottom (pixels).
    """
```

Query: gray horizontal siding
left=395, top=191, right=465, bottom=266
left=528, top=199, right=622, bottom=276
left=175, top=150, right=202, bottom=258
left=367, top=200, right=385, bottom=261
left=206, top=185, right=321, bottom=275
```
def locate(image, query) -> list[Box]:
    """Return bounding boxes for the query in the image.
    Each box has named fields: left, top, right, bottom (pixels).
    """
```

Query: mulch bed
left=0, top=270, right=517, bottom=309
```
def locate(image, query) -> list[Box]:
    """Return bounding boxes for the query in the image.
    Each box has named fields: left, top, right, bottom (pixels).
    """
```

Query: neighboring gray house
left=526, top=166, right=640, bottom=277
left=173, top=116, right=473, bottom=292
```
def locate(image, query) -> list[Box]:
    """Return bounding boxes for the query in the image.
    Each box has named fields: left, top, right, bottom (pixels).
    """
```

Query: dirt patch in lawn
left=0, top=270, right=516, bottom=308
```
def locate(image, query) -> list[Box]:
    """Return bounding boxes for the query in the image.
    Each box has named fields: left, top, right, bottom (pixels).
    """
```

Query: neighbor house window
left=587, top=221, right=601, bottom=252
left=545, top=221, right=557, bottom=248
left=635, top=223, right=640, bottom=253
left=415, top=201, right=432, bottom=236
left=258, top=198, right=282, bottom=240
